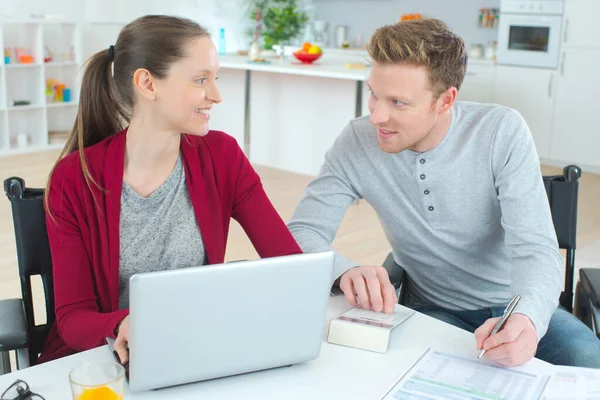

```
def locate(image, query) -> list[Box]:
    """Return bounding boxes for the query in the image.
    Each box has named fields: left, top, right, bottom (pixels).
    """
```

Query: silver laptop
left=112, top=251, right=334, bottom=392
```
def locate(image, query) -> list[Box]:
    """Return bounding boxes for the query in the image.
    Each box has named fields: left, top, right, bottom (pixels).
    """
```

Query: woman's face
left=152, top=37, right=222, bottom=136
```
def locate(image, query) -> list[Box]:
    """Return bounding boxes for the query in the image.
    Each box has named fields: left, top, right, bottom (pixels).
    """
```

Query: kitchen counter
left=218, top=54, right=371, bottom=81
left=218, top=53, right=493, bottom=81
left=210, top=53, right=370, bottom=176
left=468, top=57, right=496, bottom=66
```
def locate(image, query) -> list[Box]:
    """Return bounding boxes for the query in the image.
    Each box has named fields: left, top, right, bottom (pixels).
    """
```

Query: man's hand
left=474, top=313, right=537, bottom=367
left=114, top=315, right=130, bottom=365
left=339, top=266, right=398, bottom=313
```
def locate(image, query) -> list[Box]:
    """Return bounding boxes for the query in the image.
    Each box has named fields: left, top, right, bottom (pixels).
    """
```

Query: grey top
left=119, top=154, right=205, bottom=309
left=288, top=101, right=562, bottom=341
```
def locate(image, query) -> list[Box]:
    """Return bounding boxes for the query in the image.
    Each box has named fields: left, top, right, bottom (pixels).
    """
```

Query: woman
left=39, top=15, right=302, bottom=364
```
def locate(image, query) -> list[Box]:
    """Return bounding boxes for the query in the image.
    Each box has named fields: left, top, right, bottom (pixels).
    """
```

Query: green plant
left=249, top=0, right=308, bottom=50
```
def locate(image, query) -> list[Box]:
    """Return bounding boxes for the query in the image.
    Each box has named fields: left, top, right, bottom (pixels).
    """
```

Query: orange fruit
left=301, top=42, right=311, bottom=52
left=76, top=386, right=121, bottom=400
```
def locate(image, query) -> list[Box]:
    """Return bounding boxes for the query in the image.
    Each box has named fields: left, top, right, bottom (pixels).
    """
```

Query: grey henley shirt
left=288, top=101, right=562, bottom=341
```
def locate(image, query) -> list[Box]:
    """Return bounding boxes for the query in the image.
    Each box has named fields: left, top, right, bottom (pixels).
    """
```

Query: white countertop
left=218, top=53, right=496, bottom=80
left=219, top=54, right=371, bottom=81
left=0, top=294, right=553, bottom=400
left=469, top=57, right=496, bottom=66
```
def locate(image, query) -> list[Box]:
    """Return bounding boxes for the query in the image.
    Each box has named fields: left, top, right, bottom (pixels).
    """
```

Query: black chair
left=544, top=165, right=581, bottom=312
left=575, top=269, right=600, bottom=337
left=0, top=177, right=55, bottom=374
left=383, top=165, right=600, bottom=338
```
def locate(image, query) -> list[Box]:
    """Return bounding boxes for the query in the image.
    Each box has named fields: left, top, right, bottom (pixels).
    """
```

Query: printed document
left=381, top=348, right=549, bottom=400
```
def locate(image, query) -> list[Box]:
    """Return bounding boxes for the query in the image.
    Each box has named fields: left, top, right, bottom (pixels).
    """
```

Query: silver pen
left=478, top=294, right=521, bottom=359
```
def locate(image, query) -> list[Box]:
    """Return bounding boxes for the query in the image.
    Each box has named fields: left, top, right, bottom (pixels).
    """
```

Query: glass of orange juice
left=69, top=362, right=125, bottom=400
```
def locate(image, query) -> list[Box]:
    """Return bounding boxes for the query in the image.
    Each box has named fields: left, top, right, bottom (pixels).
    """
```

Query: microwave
left=497, top=0, right=564, bottom=69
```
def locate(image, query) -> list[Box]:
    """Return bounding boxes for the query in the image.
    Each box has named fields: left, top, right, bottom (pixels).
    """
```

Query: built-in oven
left=497, top=0, right=564, bottom=69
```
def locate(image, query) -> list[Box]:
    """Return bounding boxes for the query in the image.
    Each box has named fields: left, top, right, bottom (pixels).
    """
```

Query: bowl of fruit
left=293, top=42, right=323, bottom=64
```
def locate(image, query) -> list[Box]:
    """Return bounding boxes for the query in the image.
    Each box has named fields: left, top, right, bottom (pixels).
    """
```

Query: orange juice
left=76, top=386, right=122, bottom=400
left=69, top=362, right=125, bottom=400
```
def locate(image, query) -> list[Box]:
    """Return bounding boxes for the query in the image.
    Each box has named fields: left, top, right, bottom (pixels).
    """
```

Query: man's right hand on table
left=339, top=266, right=398, bottom=314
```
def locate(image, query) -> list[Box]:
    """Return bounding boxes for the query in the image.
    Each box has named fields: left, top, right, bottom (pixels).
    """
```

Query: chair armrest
left=0, top=299, right=28, bottom=351
left=580, top=268, right=600, bottom=308
left=575, top=269, right=600, bottom=339
left=382, top=253, right=406, bottom=289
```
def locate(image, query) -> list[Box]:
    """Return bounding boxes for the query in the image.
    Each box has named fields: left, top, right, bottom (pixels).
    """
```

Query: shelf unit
left=0, top=20, right=82, bottom=156
left=0, top=26, right=6, bottom=152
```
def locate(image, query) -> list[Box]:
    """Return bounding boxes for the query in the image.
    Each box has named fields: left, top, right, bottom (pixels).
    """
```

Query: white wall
left=0, top=0, right=84, bottom=20
left=313, top=0, right=500, bottom=49
left=83, top=0, right=252, bottom=53
left=0, top=0, right=253, bottom=59
left=1, top=0, right=498, bottom=56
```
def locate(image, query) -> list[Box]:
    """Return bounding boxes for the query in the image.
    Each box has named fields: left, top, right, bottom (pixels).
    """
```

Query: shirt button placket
left=417, top=158, right=435, bottom=215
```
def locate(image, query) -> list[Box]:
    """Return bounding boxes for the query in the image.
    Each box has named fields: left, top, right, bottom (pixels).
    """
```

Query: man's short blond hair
left=367, top=19, right=467, bottom=98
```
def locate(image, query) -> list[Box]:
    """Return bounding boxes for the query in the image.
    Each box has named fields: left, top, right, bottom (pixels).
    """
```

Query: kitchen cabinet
left=563, top=0, right=600, bottom=49
left=457, top=63, right=495, bottom=104
left=249, top=71, right=358, bottom=176
left=493, top=66, right=555, bottom=160
left=549, top=49, right=600, bottom=168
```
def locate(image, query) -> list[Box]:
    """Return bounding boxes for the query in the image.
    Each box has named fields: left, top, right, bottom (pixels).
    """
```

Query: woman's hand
left=113, top=315, right=130, bottom=364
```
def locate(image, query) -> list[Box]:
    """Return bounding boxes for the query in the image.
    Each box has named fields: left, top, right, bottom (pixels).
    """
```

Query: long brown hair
left=45, top=15, right=210, bottom=214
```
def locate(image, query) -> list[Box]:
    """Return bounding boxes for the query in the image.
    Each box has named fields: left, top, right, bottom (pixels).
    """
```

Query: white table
left=0, top=295, right=552, bottom=400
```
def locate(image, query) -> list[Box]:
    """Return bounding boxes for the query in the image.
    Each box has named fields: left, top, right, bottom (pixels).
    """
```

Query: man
left=288, top=19, right=600, bottom=367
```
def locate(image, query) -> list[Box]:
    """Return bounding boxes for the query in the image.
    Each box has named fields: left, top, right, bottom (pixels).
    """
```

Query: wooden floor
left=1, top=149, right=600, bottom=321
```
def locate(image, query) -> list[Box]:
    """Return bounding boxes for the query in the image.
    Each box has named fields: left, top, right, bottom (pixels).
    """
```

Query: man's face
left=367, top=63, right=451, bottom=153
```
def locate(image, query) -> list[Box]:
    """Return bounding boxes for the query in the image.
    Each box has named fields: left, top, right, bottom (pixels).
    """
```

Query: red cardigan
left=38, top=129, right=302, bottom=363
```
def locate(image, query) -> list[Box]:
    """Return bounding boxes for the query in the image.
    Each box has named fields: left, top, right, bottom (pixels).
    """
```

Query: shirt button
left=420, top=159, right=426, bottom=164
left=428, top=206, right=434, bottom=211
left=424, top=190, right=430, bottom=195
left=420, top=174, right=426, bottom=180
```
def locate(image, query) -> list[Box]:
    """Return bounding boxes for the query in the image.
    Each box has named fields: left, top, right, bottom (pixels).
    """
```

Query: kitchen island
left=210, top=53, right=371, bottom=176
